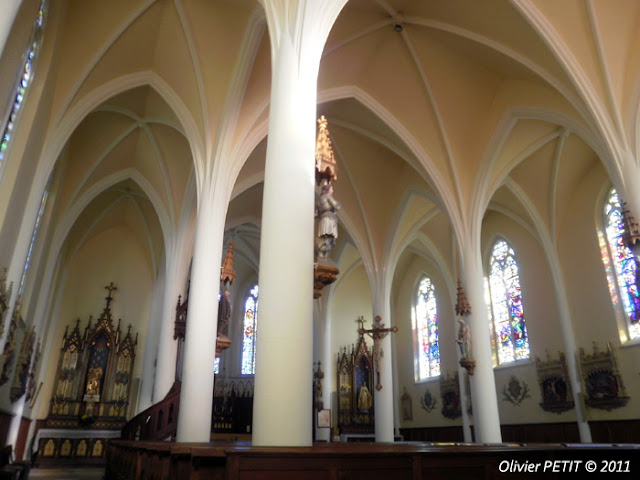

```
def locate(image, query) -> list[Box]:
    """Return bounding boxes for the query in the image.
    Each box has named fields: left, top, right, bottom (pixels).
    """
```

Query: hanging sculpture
left=313, top=115, right=340, bottom=298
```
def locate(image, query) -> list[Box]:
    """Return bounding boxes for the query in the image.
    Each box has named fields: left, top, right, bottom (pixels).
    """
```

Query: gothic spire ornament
left=315, top=115, right=337, bottom=186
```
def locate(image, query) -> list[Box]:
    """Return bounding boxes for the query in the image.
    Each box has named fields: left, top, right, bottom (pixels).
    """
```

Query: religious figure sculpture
left=315, top=184, right=341, bottom=259
left=456, top=318, right=471, bottom=359
left=217, top=288, right=232, bottom=338
left=358, top=384, right=372, bottom=412
left=358, top=315, right=398, bottom=390
left=86, top=366, right=103, bottom=397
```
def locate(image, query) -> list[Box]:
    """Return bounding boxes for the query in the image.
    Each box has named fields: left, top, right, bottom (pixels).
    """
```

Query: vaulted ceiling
left=37, top=0, right=640, bottom=292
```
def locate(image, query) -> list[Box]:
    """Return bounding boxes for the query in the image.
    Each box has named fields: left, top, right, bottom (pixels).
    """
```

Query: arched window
left=0, top=0, right=47, bottom=182
left=241, top=284, right=259, bottom=375
left=413, top=276, right=440, bottom=380
left=486, top=239, right=530, bottom=364
left=601, top=188, right=640, bottom=341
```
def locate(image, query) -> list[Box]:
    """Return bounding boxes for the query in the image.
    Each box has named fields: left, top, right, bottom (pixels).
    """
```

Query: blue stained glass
left=414, top=276, right=440, bottom=380
left=241, top=285, right=259, bottom=375
left=0, top=1, right=47, bottom=182
left=604, top=189, right=640, bottom=339
left=488, top=239, right=530, bottom=364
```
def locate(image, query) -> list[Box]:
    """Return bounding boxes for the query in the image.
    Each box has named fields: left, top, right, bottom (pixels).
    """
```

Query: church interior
left=0, top=0, right=639, bottom=477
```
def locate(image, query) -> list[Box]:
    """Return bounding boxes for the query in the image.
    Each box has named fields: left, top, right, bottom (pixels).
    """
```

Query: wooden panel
left=15, top=417, right=30, bottom=461
left=403, top=419, right=640, bottom=445
left=0, top=411, right=12, bottom=447
left=104, top=440, right=640, bottom=480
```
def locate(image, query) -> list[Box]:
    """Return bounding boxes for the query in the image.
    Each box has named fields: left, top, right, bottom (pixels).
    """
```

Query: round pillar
left=252, top=0, right=348, bottom=447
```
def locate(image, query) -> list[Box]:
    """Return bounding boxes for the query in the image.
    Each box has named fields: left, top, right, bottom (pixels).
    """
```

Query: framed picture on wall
left=317, top=409, right=331, bottom=428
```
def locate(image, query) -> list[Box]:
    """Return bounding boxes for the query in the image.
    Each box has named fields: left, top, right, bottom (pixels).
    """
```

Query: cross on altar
left=104, top=282, right=117, bottom=310
left=358, top=315, right=398, bottom=390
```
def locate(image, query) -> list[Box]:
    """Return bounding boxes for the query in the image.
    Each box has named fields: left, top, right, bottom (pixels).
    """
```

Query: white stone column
left=459, top=244, right=502, bottom=443
left=137, top=268, right=164, bottom=412
left=372, top=296, right=395, bottom=443
left=313, top=300, right=331, bottom=442
left=0, top=0, right=22, bottom=59
left=252, top=0, right=348, bottom=447
left=153, top=240, right=191, bottom=403
left=175, top=186, right=226, bottom=442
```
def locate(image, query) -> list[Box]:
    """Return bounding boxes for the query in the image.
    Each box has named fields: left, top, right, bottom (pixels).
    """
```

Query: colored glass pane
left=488, top=240, right=530, bottom=364
left=241, top=285, right=259, bottom=374
left=414, top=276, right=440, bottom=380
left=604, top=189, right=640, bottom=340
left=0, top=1, right=47, bottom=180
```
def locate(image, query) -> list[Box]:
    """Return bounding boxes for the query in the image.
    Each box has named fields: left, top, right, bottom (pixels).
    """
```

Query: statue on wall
left=313, top=115, right=341, bottom=298
left=358, top=384, right=372, bottom=412
left=455, top=280, right=476, bottom=375
left=315, top=184, right=341, bottom=260
left=217, top=288, right=232, bottom=338
left=456, top=318, right=471, bottom=358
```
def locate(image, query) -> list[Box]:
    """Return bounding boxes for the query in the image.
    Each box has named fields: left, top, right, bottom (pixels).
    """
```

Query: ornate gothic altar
left=37, top=283, right=137, bottom=465
left=336, top=334, right=375, bottom=435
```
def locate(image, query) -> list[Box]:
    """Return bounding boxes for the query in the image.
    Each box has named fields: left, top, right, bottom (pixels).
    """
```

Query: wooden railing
left=120, top=382, right=180, bottom=441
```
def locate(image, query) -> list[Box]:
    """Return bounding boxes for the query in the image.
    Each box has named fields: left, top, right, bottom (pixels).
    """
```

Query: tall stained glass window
left=602, top=188, right=640, bottom=340
left=486, top=239, right=530, bottom=364
left=413, top=276, right=440, bottom=380
left=0, top=1, right=48, bottom=182
left=241, top=284, right=259, bottom=375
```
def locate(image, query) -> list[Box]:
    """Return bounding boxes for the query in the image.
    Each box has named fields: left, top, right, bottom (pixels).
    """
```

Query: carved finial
left=315, top=115, right=337, bottom=185
left=220, top=240, right=236, bottom=285
left=455, top=280, right=472, bottom=316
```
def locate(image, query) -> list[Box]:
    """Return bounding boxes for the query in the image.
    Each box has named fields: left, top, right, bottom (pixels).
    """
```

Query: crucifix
left=357, top=315, right=398, bottom=391
left=104, top=282, right=117, bottom=310
left=313, top=361, right=324, bottom=410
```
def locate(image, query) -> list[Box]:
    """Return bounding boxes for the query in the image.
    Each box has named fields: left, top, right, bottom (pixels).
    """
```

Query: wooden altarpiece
left=39, top=284, right=137, bottom=465
left=336, top=334, right=375, bottom=435
left=45, top=284, right=138, bottom=429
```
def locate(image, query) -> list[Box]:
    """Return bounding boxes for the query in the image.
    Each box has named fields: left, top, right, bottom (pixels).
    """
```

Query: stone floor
left=29, top=466, right=104, bottom=480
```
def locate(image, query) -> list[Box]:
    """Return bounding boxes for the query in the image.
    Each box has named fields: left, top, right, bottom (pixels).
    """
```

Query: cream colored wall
left=481, top=210, right=577, bottom=426
left=329, top=263, right=372, bottom=425
left=37, top=225, right=153, bottom=419
left=558, top=166, right=640, bottom=422
left=394, top=254, right=457, bottom=430
left=330, top=264, right=372, bottom=356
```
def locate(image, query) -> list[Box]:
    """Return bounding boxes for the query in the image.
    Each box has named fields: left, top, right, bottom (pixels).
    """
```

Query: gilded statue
left=86, top=366, right=103, bottom=396
left=358, top=384, right=372, bottom=412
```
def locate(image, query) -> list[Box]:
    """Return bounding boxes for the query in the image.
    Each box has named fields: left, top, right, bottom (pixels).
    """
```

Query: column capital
left=259, top=0, right=348, bottom=64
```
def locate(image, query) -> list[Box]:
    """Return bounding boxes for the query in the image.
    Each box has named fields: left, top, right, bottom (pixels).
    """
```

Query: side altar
left=36, top=283, right=138, bottom=465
